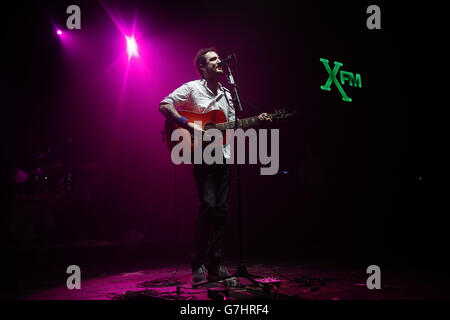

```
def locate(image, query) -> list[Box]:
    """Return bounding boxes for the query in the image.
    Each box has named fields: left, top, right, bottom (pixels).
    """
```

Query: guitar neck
left=216, top=115, right=265, bottom=131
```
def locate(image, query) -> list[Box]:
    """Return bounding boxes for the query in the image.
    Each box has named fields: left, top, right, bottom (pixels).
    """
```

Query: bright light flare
left=56, top=29, right=63, bottom=36
left=126, top=36, right=139, bottom=59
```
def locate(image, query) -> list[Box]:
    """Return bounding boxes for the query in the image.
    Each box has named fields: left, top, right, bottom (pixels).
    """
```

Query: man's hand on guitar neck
left=258, top=113, right=272, bottom=123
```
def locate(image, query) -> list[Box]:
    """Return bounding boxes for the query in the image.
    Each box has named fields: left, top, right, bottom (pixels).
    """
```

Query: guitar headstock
left=271, top=108, right=296, bottom=120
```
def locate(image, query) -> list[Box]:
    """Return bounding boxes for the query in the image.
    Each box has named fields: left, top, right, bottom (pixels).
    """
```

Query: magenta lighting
left=126, top=36, right=139, bottom=59
left=56, top=29, right=63, bottom=36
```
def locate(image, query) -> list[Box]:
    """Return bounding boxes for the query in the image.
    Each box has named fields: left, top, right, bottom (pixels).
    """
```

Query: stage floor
left=16, top=260, right=450, bottom=300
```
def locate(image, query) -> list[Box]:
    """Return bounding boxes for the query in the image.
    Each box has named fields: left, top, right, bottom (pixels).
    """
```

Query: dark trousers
left=191, top=162, right=232, bottom=270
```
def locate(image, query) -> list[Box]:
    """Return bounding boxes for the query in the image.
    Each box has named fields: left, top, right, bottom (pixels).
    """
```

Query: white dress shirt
left=161, top=79, right=235, bottom=159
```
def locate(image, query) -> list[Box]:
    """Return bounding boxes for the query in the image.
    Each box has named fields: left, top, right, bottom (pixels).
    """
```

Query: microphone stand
left=192, top=55, right=270, bottom=292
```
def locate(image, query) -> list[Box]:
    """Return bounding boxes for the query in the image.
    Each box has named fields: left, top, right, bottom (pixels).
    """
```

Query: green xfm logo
left=320, top=58, right=362, bottom=102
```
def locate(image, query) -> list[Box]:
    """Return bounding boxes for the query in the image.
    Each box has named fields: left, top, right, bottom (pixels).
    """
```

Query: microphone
left=217, top=54, right=235, bottom=67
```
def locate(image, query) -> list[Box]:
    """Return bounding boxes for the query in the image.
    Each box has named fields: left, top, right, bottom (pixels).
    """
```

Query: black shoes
left=192, top=264, right=231, bottom=283
left=207, top=265, right=230, bottom=282
left=192, top=265, right=208, bottom=283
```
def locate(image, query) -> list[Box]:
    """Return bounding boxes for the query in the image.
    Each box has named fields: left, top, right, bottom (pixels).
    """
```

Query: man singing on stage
left=159, top=47, right=270, bottom=284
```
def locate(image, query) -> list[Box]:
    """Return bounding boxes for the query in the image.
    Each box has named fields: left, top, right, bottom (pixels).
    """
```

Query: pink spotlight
left=56, top=29, right=63, bottom=36
left=126, top=36, right=139, bottom=59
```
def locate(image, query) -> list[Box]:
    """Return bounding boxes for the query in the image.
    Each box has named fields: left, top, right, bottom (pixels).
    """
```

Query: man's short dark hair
left=194, top=47, right=218, bottom=78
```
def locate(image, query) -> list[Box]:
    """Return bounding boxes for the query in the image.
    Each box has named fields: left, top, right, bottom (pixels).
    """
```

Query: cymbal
left=14, top=168, right=29, bottom=183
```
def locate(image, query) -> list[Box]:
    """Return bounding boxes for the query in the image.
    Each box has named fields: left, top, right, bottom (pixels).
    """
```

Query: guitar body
left=164, top=109, right=228, bottom=153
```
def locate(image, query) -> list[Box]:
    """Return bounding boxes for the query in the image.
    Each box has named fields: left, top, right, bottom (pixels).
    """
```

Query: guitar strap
left=222, top=88, right=234, bottom=122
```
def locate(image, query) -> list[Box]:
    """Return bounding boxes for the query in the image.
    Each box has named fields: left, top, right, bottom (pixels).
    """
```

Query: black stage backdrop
left=1, top=0, right=446, bottom=291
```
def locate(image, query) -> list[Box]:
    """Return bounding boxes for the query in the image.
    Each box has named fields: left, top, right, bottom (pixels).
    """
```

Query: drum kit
left=10, top=147, right=107, bottom=242
left=13, top=149, right=73, bottom=200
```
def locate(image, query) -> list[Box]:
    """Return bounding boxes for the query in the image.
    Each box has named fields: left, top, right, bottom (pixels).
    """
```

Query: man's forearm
left=159, top=102, right=182, bottom=120
left=159, top=102, right=193, bottom=128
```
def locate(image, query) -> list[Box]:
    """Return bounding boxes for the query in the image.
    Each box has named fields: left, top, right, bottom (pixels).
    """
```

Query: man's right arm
left=159, top=103, right=204, bottom=132
left=159, top=102, right=183, bottom=121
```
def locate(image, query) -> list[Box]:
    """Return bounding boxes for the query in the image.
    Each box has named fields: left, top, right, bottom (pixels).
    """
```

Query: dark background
left=1, top=0, right=446, bottom=296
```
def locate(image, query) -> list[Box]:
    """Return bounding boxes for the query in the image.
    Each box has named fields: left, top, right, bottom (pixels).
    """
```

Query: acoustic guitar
left=163, top=109, right=295, bottom=152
